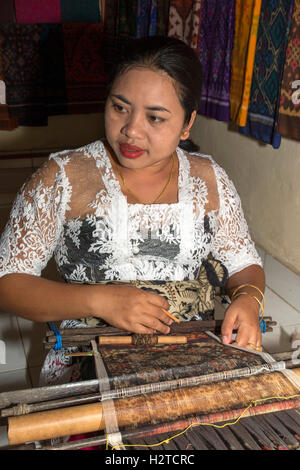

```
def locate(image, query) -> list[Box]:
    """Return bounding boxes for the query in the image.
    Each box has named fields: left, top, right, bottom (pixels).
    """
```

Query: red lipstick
left=119, top=143, right=145, bottom=159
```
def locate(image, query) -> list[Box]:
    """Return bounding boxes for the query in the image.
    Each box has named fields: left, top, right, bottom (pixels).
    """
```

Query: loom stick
left=0, top=361, right=297, bottom=417
left=98, top=335, right=187, bottom=345
left=6, top=371, right=300, bottom=446
left=0, top=361, right=288, bottom=417
left=45, top=318, right=276, bottom=341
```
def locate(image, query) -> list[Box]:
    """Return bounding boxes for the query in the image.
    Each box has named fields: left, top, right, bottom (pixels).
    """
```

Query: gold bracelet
left=231, top=291, right=264, bottom=321
left=231, top=283, right=265, bottom=309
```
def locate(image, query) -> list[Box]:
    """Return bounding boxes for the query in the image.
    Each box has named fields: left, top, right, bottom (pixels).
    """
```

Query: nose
left=121, top=112, right=145, bottom=140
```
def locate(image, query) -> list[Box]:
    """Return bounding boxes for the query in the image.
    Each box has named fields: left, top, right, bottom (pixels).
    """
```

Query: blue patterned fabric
left=239, top=0, right=294, bottom=148
left=136, top=0, right=158, bottom=38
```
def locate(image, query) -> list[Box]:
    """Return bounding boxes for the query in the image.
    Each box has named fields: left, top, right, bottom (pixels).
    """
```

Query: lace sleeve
left=211, top=162, right=262, bottom=277
left=0, top=156, right=72, bottom=278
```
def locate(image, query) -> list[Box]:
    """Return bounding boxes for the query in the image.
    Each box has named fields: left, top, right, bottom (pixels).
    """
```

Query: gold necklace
left=116, top=152, right=175, bottom=204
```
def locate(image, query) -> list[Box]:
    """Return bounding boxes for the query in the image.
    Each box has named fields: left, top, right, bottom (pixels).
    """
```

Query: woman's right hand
left=89, top=284, right=173, bottom=334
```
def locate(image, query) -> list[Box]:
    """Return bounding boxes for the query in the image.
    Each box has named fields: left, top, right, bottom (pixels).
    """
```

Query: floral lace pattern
left=0, top=140, right=261, bottom=284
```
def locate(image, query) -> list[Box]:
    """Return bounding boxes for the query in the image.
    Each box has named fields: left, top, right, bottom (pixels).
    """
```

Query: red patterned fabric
left=278, top=0, right=300, bottom=141
left=63, top=23, right=108, bottom=114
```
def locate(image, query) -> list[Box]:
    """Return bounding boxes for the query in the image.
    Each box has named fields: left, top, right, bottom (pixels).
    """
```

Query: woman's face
left=104, top=67, right=194, bottom=169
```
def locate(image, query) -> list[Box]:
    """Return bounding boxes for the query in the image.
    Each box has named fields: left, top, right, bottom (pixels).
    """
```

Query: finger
left=233, top=326, right=261, bottom=350
left=145, top=291, right=170, bottom=310
left=221, top=312, right=236, bottom=345
left=139, top=313, right=171, bottom=335
left=132, top=324, right=157, bottom=335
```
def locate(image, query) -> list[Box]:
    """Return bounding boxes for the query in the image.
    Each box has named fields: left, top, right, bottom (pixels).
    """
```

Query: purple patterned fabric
left=198, top=0, right=236, bottom=121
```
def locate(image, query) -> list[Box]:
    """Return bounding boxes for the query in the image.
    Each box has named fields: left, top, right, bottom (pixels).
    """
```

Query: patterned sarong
left=79, top=257, right=229, bottom=327
left=239, top=0, right=294, bottom=148
left=277, top=0, right=300, bottom=141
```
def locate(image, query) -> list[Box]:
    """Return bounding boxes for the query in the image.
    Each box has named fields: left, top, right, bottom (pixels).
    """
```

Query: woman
left=0, top=36, right=264, bottom=384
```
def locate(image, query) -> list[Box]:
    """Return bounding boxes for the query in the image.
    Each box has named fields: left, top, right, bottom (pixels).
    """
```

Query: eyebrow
left=111, top=94, right=171, bottom=113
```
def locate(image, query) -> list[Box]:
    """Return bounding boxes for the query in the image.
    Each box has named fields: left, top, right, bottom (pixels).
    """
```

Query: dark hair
left=108, top=36, right=202, bottom=152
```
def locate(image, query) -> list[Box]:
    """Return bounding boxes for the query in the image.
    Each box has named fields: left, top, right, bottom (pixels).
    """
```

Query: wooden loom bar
left=98, top=335, right=187, bottom=345
left=7, top=370, right=300, bottom=446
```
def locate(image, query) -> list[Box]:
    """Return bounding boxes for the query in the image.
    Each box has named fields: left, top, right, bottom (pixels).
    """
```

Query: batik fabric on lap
left=239, top=0, right=294, bottom=148
left=78, top=257, right=229, bottom=328
left=230, top=0, right=262, bottom=127
left=277, top=0, right=300, bottom=140
left=197, top=0, right=236, bottom=121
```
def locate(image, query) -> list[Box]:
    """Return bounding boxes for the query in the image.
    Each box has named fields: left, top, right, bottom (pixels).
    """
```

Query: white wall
left=191, top=115, right=300, bottom=275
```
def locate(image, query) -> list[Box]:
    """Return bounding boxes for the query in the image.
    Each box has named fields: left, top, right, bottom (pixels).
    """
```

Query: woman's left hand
left=221, top=294, right=262, bottom=351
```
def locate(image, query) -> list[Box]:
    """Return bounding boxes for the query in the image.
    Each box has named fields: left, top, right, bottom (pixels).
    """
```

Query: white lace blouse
left=0, top=140, right=262, bottom=283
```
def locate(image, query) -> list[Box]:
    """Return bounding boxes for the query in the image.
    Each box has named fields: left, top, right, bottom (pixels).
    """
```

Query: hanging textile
left=136, top=0, right=158, bottom=38
left=119, top=0, right=137, bottom=47
left=277, top=0, right=300, bottom=141
left=0, top=24, right=48, bottom=126
left=0, top=0, right=16, bottom=23
left=230, top=0, right=262, bottom=127
left=63, top=23, right=108, bottom=115
left=0, top=32, right=18, bottom=131
left=40, top=25, right=67, bottom=117
left=156, top=0, right=171, bottom=36
left=197, top=0, right=236, bottom=122
left=168, top=0, right=202, bottom=52
left=102, top=0, right=120, bottom=73
left=14, top=0, right=62, bottom=23
left=60, top=0, right=101, bottom=23
left=239, top=0, right=294, bottom=149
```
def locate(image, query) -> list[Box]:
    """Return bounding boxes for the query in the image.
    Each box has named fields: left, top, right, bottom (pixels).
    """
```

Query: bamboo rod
left=2, top=361, right=297, bottom=418
left=7, top=370, right=300, bottom=446
left=98, top=335, right=187, bottom=345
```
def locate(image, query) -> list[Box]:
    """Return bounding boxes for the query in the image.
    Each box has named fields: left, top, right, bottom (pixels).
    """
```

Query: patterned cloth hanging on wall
left=197, top=0, right=236, bottom=122
left=277, top=0, right=300, bottom=141
left=14, top=0, right=102, bottom=23
left=0, top=24, right=50, bottom=126
left=230, top=0, right=262, bottom=127
left=0, top=0, right=299, bottom=147
left=0, top=1, right=17, bottom=130
left=63, top=23, right=108, bottom=115
left=14, top=0, right=62, bottom=23
left=168, top=0, right=202, bottom=52
left=239, top=0, right=294, bottom=149
left=136, top=0, right=157, bottom=38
